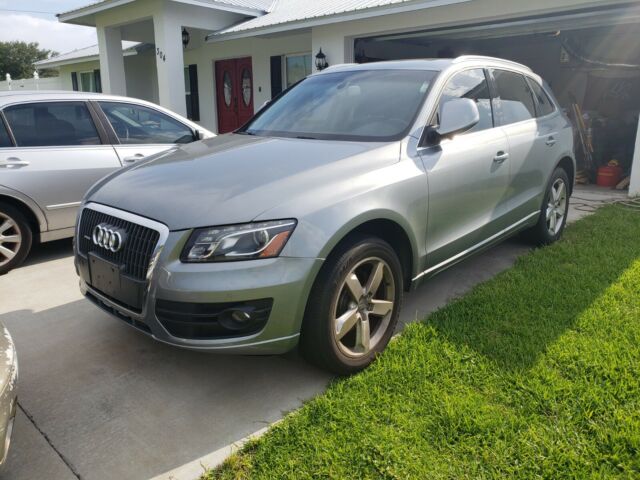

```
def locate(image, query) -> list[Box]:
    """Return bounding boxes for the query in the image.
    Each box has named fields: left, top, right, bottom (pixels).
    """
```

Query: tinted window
left=99, top=102, right=194, bottom=144
left=492, top=70, right=536, bottom=125
left=439, top=69, right=493, bottom=133
left=0, top=118, right=12, bottom=147
left=4, top=102, right=100, bottom=147
left=243, top=69, right=438, bottom=142
left=527, top=78, right=556, bottom=117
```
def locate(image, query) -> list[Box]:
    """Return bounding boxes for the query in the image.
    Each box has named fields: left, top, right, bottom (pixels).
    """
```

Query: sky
left=0, top=0, right=98, bottom=54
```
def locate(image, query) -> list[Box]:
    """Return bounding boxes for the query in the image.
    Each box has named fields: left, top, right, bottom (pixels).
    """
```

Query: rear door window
left=4, top=102, right=101, bottom=147
left=0, top=118, right=12, bottom=147
left=491, top=70, right=537, bottom=125
left=527, top=78, right=556, bottom=117
left=438, top=68, right=494, bottom=133
left=98, top=102, right=195, bottom=144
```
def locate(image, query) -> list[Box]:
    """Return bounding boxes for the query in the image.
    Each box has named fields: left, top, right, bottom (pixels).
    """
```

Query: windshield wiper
left=295, top=135, right=318, bottom=140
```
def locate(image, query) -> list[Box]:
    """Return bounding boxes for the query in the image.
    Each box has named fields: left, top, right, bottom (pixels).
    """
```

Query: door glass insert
left=99, top=102, right=194, bottom=144
left=241, top=68, right=252, bottom=107
left=223, top=71, right=233, bottom=108
left=4, top=102, right=101, bottom=147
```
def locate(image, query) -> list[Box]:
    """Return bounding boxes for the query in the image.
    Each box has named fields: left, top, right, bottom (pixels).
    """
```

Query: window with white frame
left=79, top=71, right=96, bottom=92
left=285, top=53, right=312, bottom=88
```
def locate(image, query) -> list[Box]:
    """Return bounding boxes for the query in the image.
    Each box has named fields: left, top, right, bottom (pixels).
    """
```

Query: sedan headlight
left=181, top=220, right=297, bottom=262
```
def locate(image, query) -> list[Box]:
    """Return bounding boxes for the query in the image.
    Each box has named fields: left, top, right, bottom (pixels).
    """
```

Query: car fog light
left=219, top=308, right=256, bottom=331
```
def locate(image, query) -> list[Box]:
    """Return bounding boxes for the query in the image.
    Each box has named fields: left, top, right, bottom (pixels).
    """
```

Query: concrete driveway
left=0, top=186, right=621, bottom=480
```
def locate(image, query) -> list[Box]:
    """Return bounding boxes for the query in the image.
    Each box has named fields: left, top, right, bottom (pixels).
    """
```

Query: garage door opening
left=355, top=13, right=640, bottom=193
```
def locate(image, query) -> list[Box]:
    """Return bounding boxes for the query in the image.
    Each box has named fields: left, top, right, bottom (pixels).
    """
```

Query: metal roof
left=209, top=0, right=467, bottom=39
left=34, top=42, right=140, bottom=68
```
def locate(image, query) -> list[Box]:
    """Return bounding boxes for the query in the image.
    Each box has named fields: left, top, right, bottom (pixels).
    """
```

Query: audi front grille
left=78, top=208, right=160, bottom=281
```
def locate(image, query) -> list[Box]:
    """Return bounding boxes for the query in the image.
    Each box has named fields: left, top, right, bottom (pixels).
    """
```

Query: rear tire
left=300, top=235, right=403, bottom=375
left=0, top=203, right=33, bottom=275
left=522, top=167, right=570, bottom=246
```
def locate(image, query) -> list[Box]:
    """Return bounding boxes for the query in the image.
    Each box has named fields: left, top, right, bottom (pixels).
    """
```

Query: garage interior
left=354, top=4, right=640, bottom=192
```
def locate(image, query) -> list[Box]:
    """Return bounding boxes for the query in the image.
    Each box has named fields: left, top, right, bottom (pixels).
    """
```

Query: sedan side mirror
left=424, top=98, right=480, bottom=146
left=193, top=129, right=204, bottom=141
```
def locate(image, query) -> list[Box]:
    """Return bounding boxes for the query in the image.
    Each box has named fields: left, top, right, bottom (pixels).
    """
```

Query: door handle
left=122, top=154, right=144, bottom=164
left=545, top=136, right=556, bottom=146
left=0, top=157, right=30, bottom=168
left=493, top=152, right=509, bottom=164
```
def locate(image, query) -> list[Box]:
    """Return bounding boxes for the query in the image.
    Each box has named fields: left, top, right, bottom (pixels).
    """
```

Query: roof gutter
left=205, top=0, right=470, bottom=42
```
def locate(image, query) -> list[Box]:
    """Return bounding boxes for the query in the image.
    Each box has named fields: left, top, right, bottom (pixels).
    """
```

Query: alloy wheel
left=332, top=257, right=395, bottom=357
left=0, top=212, right=21, bottom=268
left=546, top=178, right=567, bottom=236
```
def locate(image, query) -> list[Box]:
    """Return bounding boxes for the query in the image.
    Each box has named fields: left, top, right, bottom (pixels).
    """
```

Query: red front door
left=215, top=57, right=254, bottom=133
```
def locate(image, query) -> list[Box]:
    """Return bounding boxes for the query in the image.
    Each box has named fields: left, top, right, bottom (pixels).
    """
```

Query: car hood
left=89, top=134, right=399, bottom=230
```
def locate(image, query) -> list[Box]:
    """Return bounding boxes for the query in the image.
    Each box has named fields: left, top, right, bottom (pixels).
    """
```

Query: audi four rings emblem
left=92, top=224, right=126, bottom=252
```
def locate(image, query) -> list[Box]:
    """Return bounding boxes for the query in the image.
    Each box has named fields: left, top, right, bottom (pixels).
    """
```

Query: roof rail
left=452, top=55, right=532, bottom=71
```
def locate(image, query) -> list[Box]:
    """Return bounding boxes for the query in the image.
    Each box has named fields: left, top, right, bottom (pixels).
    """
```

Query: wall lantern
left=315, top=48, right=328, bottom=71
left=182, top=28, right=190, bottom=48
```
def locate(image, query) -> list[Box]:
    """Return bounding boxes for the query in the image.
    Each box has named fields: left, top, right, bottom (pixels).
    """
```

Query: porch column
left=630, top=115, right=640, bottom=197
left=153, top=13, right=187, bottom=116
left=96, top=26, right=127, bottom=95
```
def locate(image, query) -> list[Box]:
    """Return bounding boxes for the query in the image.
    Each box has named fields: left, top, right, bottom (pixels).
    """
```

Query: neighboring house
left=34, top=0, right=640, bottom=195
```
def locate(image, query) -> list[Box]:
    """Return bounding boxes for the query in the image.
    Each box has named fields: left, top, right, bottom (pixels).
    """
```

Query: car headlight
left=181, top=220, right=297, bottom=262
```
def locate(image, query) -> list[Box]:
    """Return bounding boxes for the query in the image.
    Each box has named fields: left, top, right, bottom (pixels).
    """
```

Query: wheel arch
left=0, top=193, right=45, bottom=242
left=556, top=155, right=576, bottom=194
left=318, top=212, right=419, bottom=292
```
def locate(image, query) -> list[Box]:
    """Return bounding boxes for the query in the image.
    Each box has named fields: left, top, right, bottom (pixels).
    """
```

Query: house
left=35, top=0, right=640, bottom=195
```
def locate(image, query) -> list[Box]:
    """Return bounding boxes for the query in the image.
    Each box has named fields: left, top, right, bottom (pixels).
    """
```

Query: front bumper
left=0, top=348, right=17, bottom=467
left=76, top=210, right=323, bottom=354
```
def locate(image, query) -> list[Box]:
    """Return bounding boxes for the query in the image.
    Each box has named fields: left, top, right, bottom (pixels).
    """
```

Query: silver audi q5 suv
left=75, top=57, right=575, bottom=374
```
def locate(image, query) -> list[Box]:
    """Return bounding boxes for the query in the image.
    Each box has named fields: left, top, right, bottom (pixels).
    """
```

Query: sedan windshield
left=242, top=69, right=438, bottom=142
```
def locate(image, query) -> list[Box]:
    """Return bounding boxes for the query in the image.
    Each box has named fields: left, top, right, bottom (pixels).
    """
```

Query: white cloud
left=0, top=13, right=97, bottom=54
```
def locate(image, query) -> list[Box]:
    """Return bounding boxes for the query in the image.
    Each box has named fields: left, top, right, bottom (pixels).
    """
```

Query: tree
left=0, top=41, right=59, bottom=79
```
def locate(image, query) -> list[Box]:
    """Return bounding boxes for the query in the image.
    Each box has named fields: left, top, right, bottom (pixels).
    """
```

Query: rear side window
left=0, top=118, right=12, bottom=147
left=4, top=102, right=101, bottom=147
left=492, top=70, right=536, bottom=125
left=527, top=78, right=556, bottom=117
left=99, top=102, right=195, bottom=144
left=439, top=68, right=493, bottom=133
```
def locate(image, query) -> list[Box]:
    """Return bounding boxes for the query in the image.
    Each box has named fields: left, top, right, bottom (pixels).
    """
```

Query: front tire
left=300, top=235, right=403, bottom=375
left=0, top=203, right=32, bottom=275
left=522, top=167, right=570, bottom=246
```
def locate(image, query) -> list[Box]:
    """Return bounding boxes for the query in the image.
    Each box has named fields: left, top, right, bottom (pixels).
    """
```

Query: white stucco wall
left=124, top=52, right=159, bottom=104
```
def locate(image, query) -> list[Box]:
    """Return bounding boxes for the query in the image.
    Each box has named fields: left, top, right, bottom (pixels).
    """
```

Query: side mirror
left=425, top=98, right=480, bottom=146
left=193, top=129, right=204, bottom=141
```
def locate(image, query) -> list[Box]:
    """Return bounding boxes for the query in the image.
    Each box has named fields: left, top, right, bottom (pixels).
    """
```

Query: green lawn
left=206, top=205, right=640, bottom=479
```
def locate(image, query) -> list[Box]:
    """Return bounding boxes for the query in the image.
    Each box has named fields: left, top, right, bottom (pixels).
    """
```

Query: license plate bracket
left=88, top=253, right=145, bottom=311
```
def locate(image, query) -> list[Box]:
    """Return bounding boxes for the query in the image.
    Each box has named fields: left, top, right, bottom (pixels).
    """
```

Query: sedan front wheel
left=0, top=203, right=32, bottom=275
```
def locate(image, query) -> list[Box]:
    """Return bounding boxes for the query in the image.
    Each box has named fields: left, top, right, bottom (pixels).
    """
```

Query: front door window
left=223, top=72, right=233, bottom=107
left=241, top=69, right=252, bottom=107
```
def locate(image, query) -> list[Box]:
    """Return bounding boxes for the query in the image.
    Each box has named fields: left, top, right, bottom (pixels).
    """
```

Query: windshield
left=242, top=69, right=438, bottom=142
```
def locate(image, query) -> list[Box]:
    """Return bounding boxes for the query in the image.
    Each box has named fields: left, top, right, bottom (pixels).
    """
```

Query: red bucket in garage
left=596, top=165, right=623, bottom=187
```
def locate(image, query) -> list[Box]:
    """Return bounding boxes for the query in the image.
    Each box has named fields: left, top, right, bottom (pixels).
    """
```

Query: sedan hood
left=89, top=134, right=398, bottom=230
